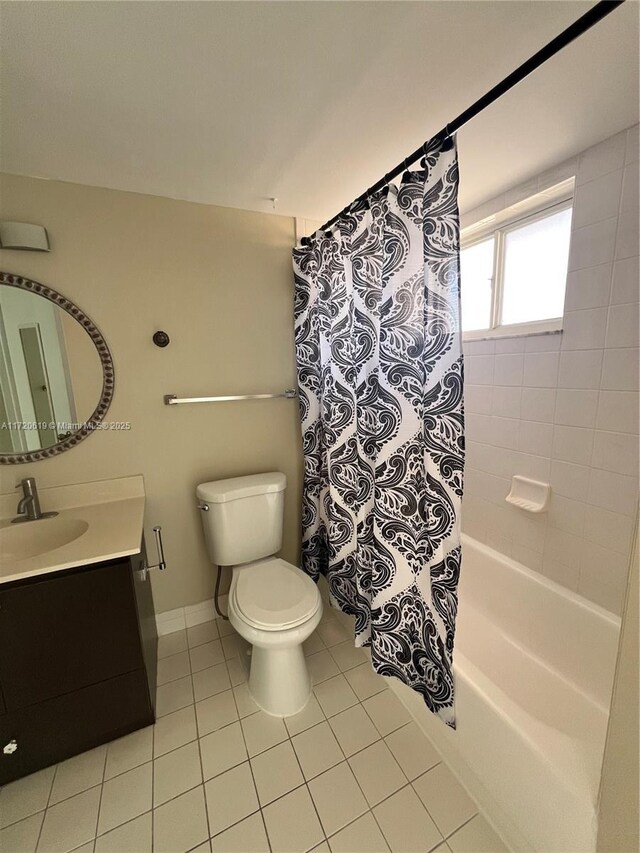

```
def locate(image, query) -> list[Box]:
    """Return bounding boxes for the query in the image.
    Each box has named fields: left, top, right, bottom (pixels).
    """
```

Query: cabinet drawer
left=0, top=559, right=144, bottom=711
left=0, top=669, right=153, bottom=784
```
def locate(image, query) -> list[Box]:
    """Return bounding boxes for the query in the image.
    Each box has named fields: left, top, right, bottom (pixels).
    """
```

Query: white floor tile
left=241, top=711, right=288, bottom=757
left=329, top=704, right=380, bottom=757
left=157, top=651, right=191, bottom=685
left=250, top=741, right=304, bottom=806
left=211, top=812, right=270, bottom=852
left=221, top=634, right=243, bottom=660
left=0, top=812, right=44, bottom=853
left=226, top=657, right=247, bottom=687
left=303, top=632, right=325, bottom=656
left=154, top=705, right=198, bottom=757
left=153, top=740, right=203, bottom=806
left=199, top=722, right=247, bottom=780
left=97, top=762, right=152, bottom=835
left=447, top=815, right=507, bottom=853
left=292, top=721, right=344, bottom=780
left=153, top=785, right=209, bottom=853
left=195, top=690, right=239, bottom=737
left=308, top=762, right=368, bottom=837
left=310, top=844, right=331, bottom=853
left=0, top=766, right=55, bottom=828
left=192, top=662, right=232, bottom=702
left=348, top=741, right=407, bottom=806
left=50, top=745, right=106, bottom=805
left=385, top=722, right=441, bottom=780
left=155, top=675, right=194, bottom=717
left=306, top=650, right=340, bottom=685
left=158, top=630, right=188, bottom=659
left=344, top=663, right=388, bottom=700
left=191, top=842, right=212, bottom=853
left=413, top=764, right=478, bottom=838
left=363, top=690, right=411, bottom=736
left=373, top=786, right=442, bottom=853
left=37, top=786, right=101, bottom=853
left=189, top=640, right=225, bottom=673
left=314, top=674, right=359, bottom=718
left=104, top=726, right=153, bottom=780
left=329, top=812, right=390, bottom=853
left=284, top=694, right=325, bottom=737
left=232, top=682, right=260, bottom=718
left=317, top=618, right=351, bottom=647
left=329, top=641, right=369, bottom=672
left=95, top=812, right=152, bottom=853
left=187, top=620, right=219, bottom=648
left=262, top=785, right=324, bottom=853
left=204, top=762, right=259, bottom=837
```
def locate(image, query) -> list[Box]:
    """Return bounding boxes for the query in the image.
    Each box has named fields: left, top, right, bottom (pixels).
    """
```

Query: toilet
left=196, top=472, right=322, bottom=717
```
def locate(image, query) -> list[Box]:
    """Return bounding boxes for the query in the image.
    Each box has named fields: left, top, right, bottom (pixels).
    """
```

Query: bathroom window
left=460, top=179, right=574, bottom=339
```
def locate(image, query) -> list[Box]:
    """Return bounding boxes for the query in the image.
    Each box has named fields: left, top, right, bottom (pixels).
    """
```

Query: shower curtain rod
left=302, top=0, right=625, bottom=245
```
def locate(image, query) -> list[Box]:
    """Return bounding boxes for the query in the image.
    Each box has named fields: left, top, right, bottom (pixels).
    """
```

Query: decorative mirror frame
left=0, top=272, right=115, bottom=464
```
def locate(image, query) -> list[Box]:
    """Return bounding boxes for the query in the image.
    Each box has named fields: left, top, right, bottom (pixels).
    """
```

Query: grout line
left=34, top=760, right=58, bottom=851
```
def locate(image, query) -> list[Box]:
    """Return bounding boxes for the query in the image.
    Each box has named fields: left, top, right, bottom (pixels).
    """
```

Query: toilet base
left=249, top=644, right=311, bottom=717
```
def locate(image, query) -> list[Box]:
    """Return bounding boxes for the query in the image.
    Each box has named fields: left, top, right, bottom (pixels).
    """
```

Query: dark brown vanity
left=0, top=542, right=157, bottom=784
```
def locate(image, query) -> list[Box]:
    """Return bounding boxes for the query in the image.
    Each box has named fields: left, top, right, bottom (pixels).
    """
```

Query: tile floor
left=0, top=609, right=507, bottom=853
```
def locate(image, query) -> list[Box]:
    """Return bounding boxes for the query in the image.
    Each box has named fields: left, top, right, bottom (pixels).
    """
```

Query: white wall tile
left=610, top=256, right=639, bottom=305
left=518, top=420, right=553, bottom=457
left=591, top=430, right=639, bottom=475
left=464, top=384, right=493, bottom=415
left=492, top=386, right=521, bottom=419
left=509, top=511, right=547, bottom=553
left=576, top=131, right=626, bottom=185
left=542, top=558, right=580, bottom=591
left=465, top=413, right=494, bottom=444
left=567, top=218, right=617, bottom=272
left=600, top=348, right=639, bottom=392
left=544, top=527, right=582, bottom=570
left=522, top=352, right=560, bottom=388
left=490, top=417, right=520, bottom=450
left=588, top=468, right=639, bottom=516
left=557, top=350, right=603, bottom=389
left=583, top=505, right=635, bottom=556
left=463, top=339, right=495, bottom=356
left=493, top=353, right=524, bottom=386
left=596, top=390, right=639, bottom=434
left=563, top=264, right=612, bottom=311
left=524, top=332, right=562, bottom=353
left=511, top=544, right=543, bottom=572
left=615, top=161, right=640, bottom=260
left=465, top=355, right=494, bottom=385
left=561, top=308, right=608, bottom=350
left=605, top=302, right=639, bottom=349
left=578, top=542, right=629, bottom=615
left=551, top=425, right=594, bottom=466
left=494, top=337, right=526, bottom=354
left=510, top=450, right=551, bottom=482
left=554, top=389, right=599, bottom=428
left=550, top=460, right=591, bottom=501
left=521, top=388, right=556, bottom=423
left=547, top=495, right=586, bottom=536
left=572, top=169, right=623, bottom=230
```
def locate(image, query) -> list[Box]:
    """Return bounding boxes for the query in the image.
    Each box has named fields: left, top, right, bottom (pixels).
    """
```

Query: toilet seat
left=231, top=557, right=320, bottom=631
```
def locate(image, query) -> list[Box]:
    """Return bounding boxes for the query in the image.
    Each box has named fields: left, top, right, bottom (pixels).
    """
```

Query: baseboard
left=156, top=596, right=226, bottom=636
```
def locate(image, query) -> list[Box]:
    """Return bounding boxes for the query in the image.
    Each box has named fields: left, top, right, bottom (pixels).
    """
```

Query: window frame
left=460, top=179, right=575, bottom=341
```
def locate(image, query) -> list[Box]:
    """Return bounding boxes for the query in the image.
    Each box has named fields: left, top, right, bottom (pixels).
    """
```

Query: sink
left=0, top=517, right=89, bottom=567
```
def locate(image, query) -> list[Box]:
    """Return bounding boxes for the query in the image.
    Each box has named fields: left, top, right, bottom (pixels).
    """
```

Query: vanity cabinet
left=0, top=544, right=157, bottom=784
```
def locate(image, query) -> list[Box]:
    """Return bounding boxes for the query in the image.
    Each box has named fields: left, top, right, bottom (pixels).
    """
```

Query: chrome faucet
left=12, top=478, right=57, bottom=524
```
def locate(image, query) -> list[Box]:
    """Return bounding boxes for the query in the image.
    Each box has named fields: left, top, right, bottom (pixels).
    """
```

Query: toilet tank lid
left=197, top=472, right=286, bottom=503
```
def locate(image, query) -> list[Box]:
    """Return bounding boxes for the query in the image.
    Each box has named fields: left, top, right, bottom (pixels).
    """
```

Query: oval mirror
left=0, top=273, right=114, bottom=463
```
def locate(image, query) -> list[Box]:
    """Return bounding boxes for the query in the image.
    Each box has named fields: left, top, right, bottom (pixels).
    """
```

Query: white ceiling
left=1, top=1, right=638, bottom=222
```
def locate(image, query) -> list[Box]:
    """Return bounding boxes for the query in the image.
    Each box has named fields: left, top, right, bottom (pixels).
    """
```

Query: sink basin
left=0, top=517, right=89, bottom=567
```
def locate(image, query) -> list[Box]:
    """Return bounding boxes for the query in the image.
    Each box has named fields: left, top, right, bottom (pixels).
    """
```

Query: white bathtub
left=390, top=535, right=621, bottom=853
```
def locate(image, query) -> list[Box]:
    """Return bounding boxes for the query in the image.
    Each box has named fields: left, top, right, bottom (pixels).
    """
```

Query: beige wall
left=0, top=173, right=302, bottom=612
left=597, top=522, right=639, bottom=852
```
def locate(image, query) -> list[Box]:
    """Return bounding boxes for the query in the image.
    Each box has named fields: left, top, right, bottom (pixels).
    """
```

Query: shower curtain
left=292, top=136, right=464, bottom=726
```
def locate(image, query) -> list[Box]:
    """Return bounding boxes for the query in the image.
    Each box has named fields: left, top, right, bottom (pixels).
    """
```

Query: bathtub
left=390, top=535, right=622, bottom=853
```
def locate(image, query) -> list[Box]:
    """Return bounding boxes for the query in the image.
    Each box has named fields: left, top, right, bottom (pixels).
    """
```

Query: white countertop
left=0, top=475, right=145, bottom=585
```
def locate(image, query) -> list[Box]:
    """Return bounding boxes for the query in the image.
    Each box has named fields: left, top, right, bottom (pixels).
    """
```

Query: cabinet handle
left=141, top=525, right=167, bottom=579
left=3, top=739, right=17, bottom=755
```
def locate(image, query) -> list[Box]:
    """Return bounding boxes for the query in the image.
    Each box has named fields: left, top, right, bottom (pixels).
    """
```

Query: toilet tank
left=197, top=472, right=286, bottom=566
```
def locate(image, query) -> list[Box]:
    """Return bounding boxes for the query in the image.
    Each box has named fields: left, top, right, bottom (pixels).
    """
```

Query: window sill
left=462, top=319, right=563, bottom=343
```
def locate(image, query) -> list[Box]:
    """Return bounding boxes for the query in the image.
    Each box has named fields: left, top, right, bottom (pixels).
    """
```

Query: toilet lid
left=232, top=558, right=320, bottom=630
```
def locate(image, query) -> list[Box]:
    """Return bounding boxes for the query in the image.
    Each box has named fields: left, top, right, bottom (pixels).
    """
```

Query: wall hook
left=153, top=331, right=170, bottom=348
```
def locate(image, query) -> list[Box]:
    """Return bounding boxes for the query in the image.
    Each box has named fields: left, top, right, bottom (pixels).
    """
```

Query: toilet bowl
left=196, top=472, right=322, bottom=717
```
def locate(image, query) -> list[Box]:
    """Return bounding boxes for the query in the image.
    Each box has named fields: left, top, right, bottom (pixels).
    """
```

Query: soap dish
left=505, top=475, right=550, bottom=513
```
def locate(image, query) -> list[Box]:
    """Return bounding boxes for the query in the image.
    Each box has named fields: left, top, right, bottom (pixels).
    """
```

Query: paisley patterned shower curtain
left=292, top=136, right=464, bottom=726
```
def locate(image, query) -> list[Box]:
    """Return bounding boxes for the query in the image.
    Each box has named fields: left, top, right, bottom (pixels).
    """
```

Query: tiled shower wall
left=461, top=124, right=639, bottom=616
